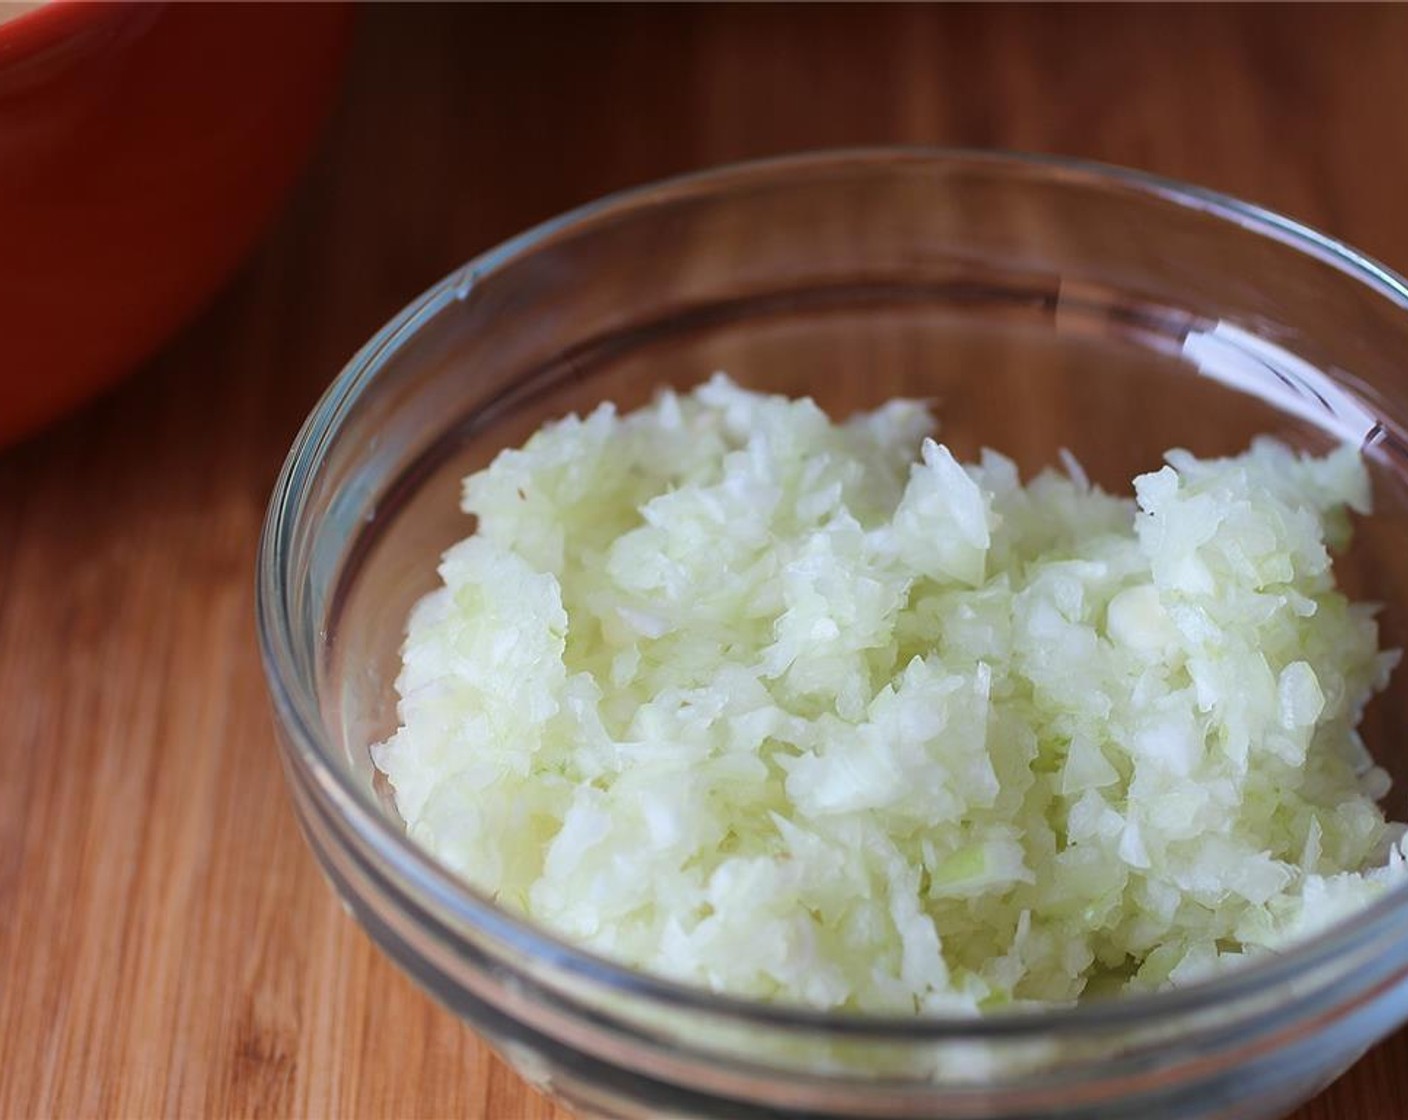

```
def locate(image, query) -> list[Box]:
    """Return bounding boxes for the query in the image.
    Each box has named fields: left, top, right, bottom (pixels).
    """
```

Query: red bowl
left=0, top=1, right=352, bottom=446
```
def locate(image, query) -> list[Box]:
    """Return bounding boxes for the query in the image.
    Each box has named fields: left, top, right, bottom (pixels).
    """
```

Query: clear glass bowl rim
left=256, top=145, right=1408, bottom=1042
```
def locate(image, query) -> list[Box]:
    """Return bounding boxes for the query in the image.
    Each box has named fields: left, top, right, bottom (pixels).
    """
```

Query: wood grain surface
left=5, top=4, right=1408, bottom=1117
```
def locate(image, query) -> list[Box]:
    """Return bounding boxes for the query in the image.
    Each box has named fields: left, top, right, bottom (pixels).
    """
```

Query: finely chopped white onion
left=373, top=374, right=1407, bottom=1013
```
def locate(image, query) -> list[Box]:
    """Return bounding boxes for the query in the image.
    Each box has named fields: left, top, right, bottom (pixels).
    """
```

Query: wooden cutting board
left=4, top=5, right=1408, bottom=1117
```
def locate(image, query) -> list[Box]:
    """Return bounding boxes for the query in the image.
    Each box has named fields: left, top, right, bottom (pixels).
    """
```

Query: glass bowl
left=257, top=149, right=1408, bottom=1120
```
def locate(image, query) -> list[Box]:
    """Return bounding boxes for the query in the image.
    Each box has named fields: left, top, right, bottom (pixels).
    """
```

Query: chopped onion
left=374, top=375, right=1405, bottom=1013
